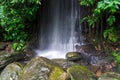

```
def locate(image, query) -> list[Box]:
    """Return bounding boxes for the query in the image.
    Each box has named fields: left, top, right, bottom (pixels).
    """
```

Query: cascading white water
left=35, top=0, right=83, bottom=59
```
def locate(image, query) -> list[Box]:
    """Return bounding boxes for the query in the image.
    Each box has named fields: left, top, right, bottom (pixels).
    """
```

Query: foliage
left=0, top=0, right=41, bottom=50
left=80, top=0, right=95, bottom=6
left=80, top=0, right=120, bottom=42
left=12, top=42, right=26, bottom=51
left=112, top=51, right=120, bottom=69
left=103, top=27, right=117, bottom=42
left=113, top=51, right=120, bottom=63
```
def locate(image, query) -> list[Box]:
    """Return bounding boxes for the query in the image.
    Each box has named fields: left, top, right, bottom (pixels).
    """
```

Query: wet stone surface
left=66, top=52, right=82, bottom=61
left=20, top=57, right=66, bottom=80
left=0, top=51, right=26, bottom=68
left=98, top=72, right=120, bottom=80
left=0, top=62, right=25, bottom=80
left=68, top=64, right=97, bottom=80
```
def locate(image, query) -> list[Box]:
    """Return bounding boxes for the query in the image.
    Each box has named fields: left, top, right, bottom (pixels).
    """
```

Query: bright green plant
left=80, top=0, right=120, bottom=42
left=12, top=42, right=26, bottom=51
left=113, top=51, right=120, bottom=63
left=0, top=0, right=42, bottom=50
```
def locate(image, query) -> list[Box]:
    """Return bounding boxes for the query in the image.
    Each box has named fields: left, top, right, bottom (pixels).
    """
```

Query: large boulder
left=0, top=62, right=24, bottom=80
left=98, top=72, right=120, bottom=80
left=20, top=57, right=67, bottom=80
left=0, top=51, right=26, bottom=68
left=67, top=64, right=96, bottom=80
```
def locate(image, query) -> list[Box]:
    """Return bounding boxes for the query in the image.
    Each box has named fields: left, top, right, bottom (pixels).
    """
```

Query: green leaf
left=12, top=43, right=18, bottom=50
left=107, top=15, right=115, bottom=26
left=103, top=27, right=117, bottom=42
left=97, top=1, right=105, bottom=9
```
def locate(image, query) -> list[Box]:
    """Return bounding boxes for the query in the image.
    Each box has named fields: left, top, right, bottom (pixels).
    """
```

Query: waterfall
left=35, top=0, right=83, bottom=59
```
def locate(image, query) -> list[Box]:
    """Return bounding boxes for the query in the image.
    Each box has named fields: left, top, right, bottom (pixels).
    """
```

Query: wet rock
left=66, top=52, right=82, bottom=61
left=94, top=56, right=114, bottom=66
left=52, top=59, right=67, bottom=68
left=0, top=42, right=7, bottom=50
left=75, top=44, right=110, bottom=66
left=0, top=51, right=26, bottom=68
left=52, top=59, right=77, bottom=68
left=75, top=44, right=97, bottom=63
left=89, top=56, right=116, bottom=73
left=67, top=64, right=96, bottom=80
left=76, top=44, right=97, bottom=56
left=52, top=59, right=66, bottom=65
left=0, top=62, right=24, bottom=80
left=98, top=72, right=120, bottom=80
left=20, top=57, right=67, bottom=80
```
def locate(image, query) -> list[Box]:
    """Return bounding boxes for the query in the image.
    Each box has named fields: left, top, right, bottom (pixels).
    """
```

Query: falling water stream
left=35, top=0, right=83, bottom=59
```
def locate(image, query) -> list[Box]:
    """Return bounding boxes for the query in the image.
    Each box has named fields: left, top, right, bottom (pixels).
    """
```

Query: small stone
left=66, top=52, right=82, bottom=61
left=96, top=69, right=102, bottom=77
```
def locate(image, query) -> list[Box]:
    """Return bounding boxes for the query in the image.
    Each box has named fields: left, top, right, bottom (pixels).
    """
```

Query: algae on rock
left=68, top=64, right=96, bottom=80
left=49, top=67, right=66, bottom=80
left=20, top=57, right=66, bottom=80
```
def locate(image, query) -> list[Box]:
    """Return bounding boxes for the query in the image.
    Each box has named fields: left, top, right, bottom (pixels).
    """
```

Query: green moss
left=68, top=64, right=96, bottom=80
left=69, top=65, right=89, bottom=72
left=20, top=57, right=66, bottom=80
left=50, top=67, right=66, bottom=80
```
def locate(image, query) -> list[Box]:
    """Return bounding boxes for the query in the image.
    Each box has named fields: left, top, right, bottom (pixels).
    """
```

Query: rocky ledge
left=0, top=43, right=120, bottom=80
left=0, top=55, right=120, bottom=80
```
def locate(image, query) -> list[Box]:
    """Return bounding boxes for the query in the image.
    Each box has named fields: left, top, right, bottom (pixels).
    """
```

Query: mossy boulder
left=0, top=62, right=24, bottom=80
left=68, top=64, right=96, bottom=80
left=98, top=72, right=120, bottom=80
left=0, top=51, right=26, bottom=68
left=20, top=57, right=67, bottom=80
left=49, top=67, right=66, bottom=80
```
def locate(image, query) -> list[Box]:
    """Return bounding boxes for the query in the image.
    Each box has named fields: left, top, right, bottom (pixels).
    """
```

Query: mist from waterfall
left=35, top=0, right=83, bottom=59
